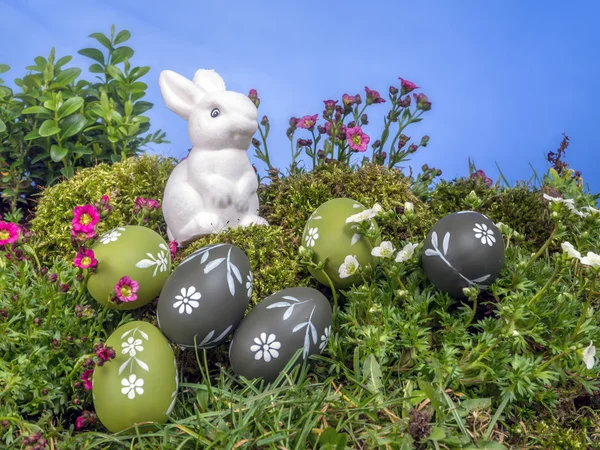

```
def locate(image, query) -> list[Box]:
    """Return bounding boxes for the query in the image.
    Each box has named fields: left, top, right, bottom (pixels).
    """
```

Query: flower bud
left=371, top=140, right=381, bottom=150
left=399, top=134, right=410, bottom=149
left=361, top=113, right=368, bottom=125
left=404, top=202, right=415, bottom=214
left=397, top=96, right=411, bottom=108
left=317, top=150, right=325, bottom=159
left=347, top=121, right=356, bottom=128
left=408, top=144, right=418, bottom=153
left=317, top=125, right=327, bottom=134
left=260, top=115, right=269, bottom=126
left=419, top=136, right=430, bottom=147
left=389, top=85, right=399, bottom=96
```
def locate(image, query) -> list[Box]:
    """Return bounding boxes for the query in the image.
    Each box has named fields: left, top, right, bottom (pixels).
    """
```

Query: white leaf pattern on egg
left=472, top=274, right=491, bottom=283
left=431, top=231, right=438, bottom=248
left=199, top=330, right=215, bottom=346
left=138, top=329, right=149, bottom=340
left=293, top=322, right=308, bottom=332
left=159, top=243, right=168, bottom=251
left=443, top=232, right=450, bottom=255
left=200, top=252, right=209, bottom=264
left=310, top=323, right=318, bottom=344
left=230, top=263, right=242, bottom=284
left=135, top=259, right=155, bottom=268
left=135, top=357, right=149, bottom=372
left=226, top=271, right=235, bottom=296
left=281, top=296, right=301, bottom=302
left=118, top=358, right=130, bottom=376
left=352, top=204, right=361, bottom=208
left=267, top=302, right=292, bottom=308
left=351, top=234, right=361, bottom=246
left=424, top=249, right=438, bottom=256
left=120, top=329, right=134, bottom=339
left=214, top=325, right=233, bottom=342
left=204, top=257, right=225, bottom=274
left=283, top=306, right=295, bottom=320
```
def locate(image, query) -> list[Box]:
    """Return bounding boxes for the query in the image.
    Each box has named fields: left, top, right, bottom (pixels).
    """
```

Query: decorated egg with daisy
left=86, top=226, right=172, bottom=310
left=421, top=211, right=505, bottom=298
left=301, top=198, right=381, bottom=289
left=92, top=321, right=178, bottom=433
left=228, top=287, right=332, bottom=383
left=157, top=243, right=252, bottom=348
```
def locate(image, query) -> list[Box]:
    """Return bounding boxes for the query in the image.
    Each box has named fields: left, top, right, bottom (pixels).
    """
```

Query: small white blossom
left=583, top=341, right=596, bottom=370
left=561, top=242, right=582, bottom=260
left=338, top=255, right=360, bottom=278
left=371, top=203, right=383, bottom=214
left=580, top=252, right=600, bottom=268
left=581, top=205, right=600, bottom=214
left=346, top=210, right=374, bottom=224
left=395, top=242, right=419, bottom=263
left=404, top=201, right=414, bottom=214
left=371, top=241, right=396, bottom=258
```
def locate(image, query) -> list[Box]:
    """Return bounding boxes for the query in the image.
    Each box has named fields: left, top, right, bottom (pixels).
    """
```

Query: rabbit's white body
left=158, top=68, right=268, bottom=245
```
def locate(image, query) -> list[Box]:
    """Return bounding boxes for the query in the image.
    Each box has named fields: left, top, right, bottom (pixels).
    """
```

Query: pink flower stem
left=257, top=123, right=274, bottom=171
left=310, top=129, right=318, bottom=170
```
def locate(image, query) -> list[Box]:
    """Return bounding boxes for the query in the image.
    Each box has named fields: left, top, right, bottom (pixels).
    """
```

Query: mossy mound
left=258, top=160, right=437, bottom=248
left=429, top=178, right=554, bottom=249
left=30, top=154, right=176, bottom=263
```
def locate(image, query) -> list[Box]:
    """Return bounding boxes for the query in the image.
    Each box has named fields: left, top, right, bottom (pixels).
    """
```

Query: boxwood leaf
left=22, top=106, right=50, bottom=115
left=58, top=97, right=84, bottom=119
left=89, top=32, right=112, bottom=50
left=0, top=64, right=9, bottom=74
left=50, top=145, right=68, bottom=162
left=60, top=114, right=87, bottom=139
left=38, top=120, right=60, bottom=137
left=55, top=67, right=81, bottom=85
left=78, top=48, right=105, bottom=65
left=114, top=30, right=131, bottom=45
left=111, top=46, right=134, bottom=65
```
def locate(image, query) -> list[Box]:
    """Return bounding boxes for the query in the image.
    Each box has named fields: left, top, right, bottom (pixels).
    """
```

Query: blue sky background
left=1, top=0, right=599, bottom=192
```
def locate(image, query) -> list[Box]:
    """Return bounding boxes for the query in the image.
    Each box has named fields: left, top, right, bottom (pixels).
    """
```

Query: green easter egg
left=302, top=198, right=380, bottom=289
left=92, top=321, right=178, bottom=433
left=87, top=226, right=171, bottom=310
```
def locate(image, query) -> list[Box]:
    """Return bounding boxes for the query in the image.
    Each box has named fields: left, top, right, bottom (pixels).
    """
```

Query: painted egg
left=421, top=211, right=505, bottom=298
left=92, top=321, right=178, bottom=433
left=229, top=287, right=333, bottom=383
left=87, top=226, right=171, bottom=310
left=157, top=243, right=252, bottom=348
left=302, top=198, right=380, bottom=289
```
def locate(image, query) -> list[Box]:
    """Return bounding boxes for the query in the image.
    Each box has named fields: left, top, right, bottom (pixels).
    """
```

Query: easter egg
left=92, top=321, right=178, bottom=433
left=87, top=226, right=171, bottom=310
left=302, top=198, right=380, bottom=289
left=157, top=243, right=252, bottom=348
left=421, top=211, right=505, bottom=298
left=229, top=287, right=332, bottom=383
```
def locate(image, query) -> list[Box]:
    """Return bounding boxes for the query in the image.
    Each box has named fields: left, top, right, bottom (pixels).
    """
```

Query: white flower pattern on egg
left=246, top=272, right=253, bottom=298
left=121, top=337, right=144, bottom=357
left=473, top=223, right=496, bottom=246
left=121, top=374, right=144, bottom=399
left=100, top=229, right=123, bottom=244
left=305, top=227, right=319, bottom=247
left=319, top=326, right=331, bottom=353
left=173, top=286, right=201, bottom=315
left=135, top=244, right=170, bottom=277
left=250, top=333, right=281, bottom=362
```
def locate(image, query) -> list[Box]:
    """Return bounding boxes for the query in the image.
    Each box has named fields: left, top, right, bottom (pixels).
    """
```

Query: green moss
left=30, top=154, right=177, bottom=263
left=429, top=178, right=554, bottom=249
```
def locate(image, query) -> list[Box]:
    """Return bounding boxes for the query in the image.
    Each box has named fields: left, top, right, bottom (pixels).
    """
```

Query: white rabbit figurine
left=158, top=68, right=269, bottom=245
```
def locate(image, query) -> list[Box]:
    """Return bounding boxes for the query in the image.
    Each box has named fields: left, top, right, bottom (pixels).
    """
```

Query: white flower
left=121, top=374, right=144, bottom=399
left=305, top=227, right=319, bottom=247
left=561, top=242, right=582, bottom=260
left=395, top=242, right=418, bottom=263
left=346, top=205, right=381, bottom=224
left=582, top=205, right=600, bottom=214
left=473, top=223, right=496, bottom=246
left=156, top=250, right=169, bottom=273
left=121, top=337, right=143, bottom=356
left=583, top=341, right=596, bottom=370
left=100, top=229, right=122, bottom=244
left=580, top=252, right=600, bottom=268
left=371, top=241, right=396, bottom=258
left=246, top=272, right=253, bottom=298
left=543, top=194, right=589, bottom=217
left=371, top=203, right=383, bottom=214
left=338, top=255, right=360, bottom=278
left=173, top=286, right=201, bottom=315
left=319, top=326, right=331, bottom=353
left=250, top=333, right=281, bottom=362
left=404, top=201, right=414, bottom=214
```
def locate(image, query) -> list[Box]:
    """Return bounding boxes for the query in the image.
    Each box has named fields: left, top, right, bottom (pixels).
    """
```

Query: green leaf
left=89, top=64, right=105, bottom=74
left=0, top=64, right=9, bottom=74
left=22, top=106, right=51, bottom=115
left=78, top=48, right=105, bottom=65
left=43, top=99, right=57, bottom=112
left=130, top=66, right=150, bottom=81
left=74, top=148, right=93, bottom=156
left=132, top=101, right=153, bottom=115
left=31, top=153, right=47, bottom=163
left=461, top=398, right=492, bottom=411
left=114, top=30, right=131, bottom=45
left=55, top=67, right=81, bottom=85
left=50, top=145, right=68, bottom=162
left=38, top=120, right=60, bottom=137
left=58, top=97, right=84, bottom=119
left=111, top=46, right=134, bottom=65
left=54, top=55, right=72, bottom=69
left=106, top=65, right=124, bottom=81
left=89, top=32, right=112, bottom=49
left=362, top=354, right=383, bottom=394
left=0, top=86, right=12, bottom=98
left=60, top=114, right=87, bottom=139
left=0, top=119, right=5, bottom=133
left=34, top=56, right=47, bottom=66
left=428, top=426, right=446, bottom=441
left=60, top=165, right=74, bottom=179
left=24, top=130, right=40, bottom=141
left=463, top=441, right=508, bottom=450
left=130, top=81, right=147, bottom=93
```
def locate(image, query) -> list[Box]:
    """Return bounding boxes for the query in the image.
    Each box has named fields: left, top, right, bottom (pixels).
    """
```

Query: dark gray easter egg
left=157, top=243, right=252, bottom=348
left=421, top=211, right=505, bottom=298
left=228, top=287, right=333, bottom=383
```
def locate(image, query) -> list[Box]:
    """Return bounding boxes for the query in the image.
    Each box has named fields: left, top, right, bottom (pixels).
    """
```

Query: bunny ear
left=158, top=70, right=205, bottom=120
left=192, top=69, right=226, bottom=92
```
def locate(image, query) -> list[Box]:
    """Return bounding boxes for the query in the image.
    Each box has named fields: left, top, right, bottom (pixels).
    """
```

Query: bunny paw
left=238, top=215, right=269, bottom=228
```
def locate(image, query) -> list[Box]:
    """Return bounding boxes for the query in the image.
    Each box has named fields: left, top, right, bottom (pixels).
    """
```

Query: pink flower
left=342, top=94, right=356, bottom=109
left=0, top=221, right=20, bottom=246
left=470, top=170, right=493, bottom=187
left=72, top=205, right=100, bottom=233
left=75, top=410, right=96, bottom=430
left=324, top=121, right=347, bottom=138
left=115, top=276, right=140, bottom=303
left=71, top=228, right=96, bottom=240
left=399, top=77, right=420, bottom=95
left=133, top=197, right=161, bottom=213
left=413, top=93, right=432, bottom=111
left=73, top=249, right=98, bottom=269
left=364, top=87, right=386, bottom=105
left=323, top=100, right=337, bottom=111
left=346, top=126, right=370, bottom=152
left=80, top=369, right=94, bottom=391
left=296, top=114, right=318, bottom=131
left=169, top=240, right=178, bottom=260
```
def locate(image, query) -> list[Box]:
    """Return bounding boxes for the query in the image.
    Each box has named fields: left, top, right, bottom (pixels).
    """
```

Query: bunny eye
left=210, top=108, right=220, bottom=118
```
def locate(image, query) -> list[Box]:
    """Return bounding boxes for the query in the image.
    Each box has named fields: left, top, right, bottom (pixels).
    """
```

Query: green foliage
left=30, top=154, right=176, bottom=264
left=0, top=24, right=168, bottom=217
